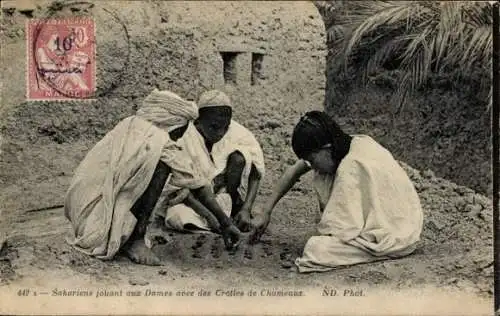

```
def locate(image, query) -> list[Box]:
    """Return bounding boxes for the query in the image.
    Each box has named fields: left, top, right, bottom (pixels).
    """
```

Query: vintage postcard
left=0, top=0, right=497, bottom=315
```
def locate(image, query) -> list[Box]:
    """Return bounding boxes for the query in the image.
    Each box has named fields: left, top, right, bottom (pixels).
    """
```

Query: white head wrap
left=137, top=89, right=199, bottom=132
left=198, top=90, right=232, bottom=109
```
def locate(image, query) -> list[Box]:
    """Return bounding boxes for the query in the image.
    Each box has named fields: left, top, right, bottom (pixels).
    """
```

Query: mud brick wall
left=155, top=1, right=327, bottom=133
left=154, top=1, right=327, bottom=175
left=2, top=1, right=326, bottom=146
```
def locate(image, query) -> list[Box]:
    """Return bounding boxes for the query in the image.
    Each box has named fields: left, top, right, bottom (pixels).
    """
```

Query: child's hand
left=222, top=223, right=242, bottom=250
left=249, top=213, right=271, bottom=244
left=234, top=208, right=252, bottom=232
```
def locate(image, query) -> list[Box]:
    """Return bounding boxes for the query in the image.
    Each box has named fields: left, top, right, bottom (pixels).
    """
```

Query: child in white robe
left=250, top=111, right=423, bottom=273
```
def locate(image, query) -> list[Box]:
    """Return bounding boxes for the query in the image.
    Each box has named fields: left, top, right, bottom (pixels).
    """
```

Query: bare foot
left=125, top=239, right=162, bottom=266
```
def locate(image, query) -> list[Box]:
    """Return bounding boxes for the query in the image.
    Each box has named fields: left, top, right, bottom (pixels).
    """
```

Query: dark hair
left=291, top=111, right=352, bottom=163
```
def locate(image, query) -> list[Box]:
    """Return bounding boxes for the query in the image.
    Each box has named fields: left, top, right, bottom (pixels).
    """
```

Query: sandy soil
left=0, top=105, right=494, bottom=314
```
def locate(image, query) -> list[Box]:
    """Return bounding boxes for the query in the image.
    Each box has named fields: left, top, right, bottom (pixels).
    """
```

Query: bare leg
left=225, top=151, right=245, bottom=218
left=123, top=160, right=170, bottom=265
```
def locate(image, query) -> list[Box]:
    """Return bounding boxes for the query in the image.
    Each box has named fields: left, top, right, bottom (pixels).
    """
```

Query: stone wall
left=162, top=1, right=327, bottom=122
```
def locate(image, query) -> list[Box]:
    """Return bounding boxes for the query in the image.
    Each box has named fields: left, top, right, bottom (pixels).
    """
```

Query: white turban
left=198, top=90, right=232, bottom=109
left=137, top=89, right=199, bottom=132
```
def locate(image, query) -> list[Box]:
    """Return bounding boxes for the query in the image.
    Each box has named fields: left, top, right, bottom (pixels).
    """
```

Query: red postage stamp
left=26, top=17, right=96, bottom=101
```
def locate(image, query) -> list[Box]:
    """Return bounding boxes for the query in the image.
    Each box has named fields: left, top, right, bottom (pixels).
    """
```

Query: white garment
left=165, top=192, right=232, bottom=232
left=295, top=135, right=423, bottom=272
left=160, top=121, right=217, bottom=199
left=159, top=120, right=265, bottom=231
left=64, top=116, right=207, bottom=259
left=65, top=116, right=168, bottom=259
left=211, top=120, right=265, bottom=200
left=136, top=88, right=199, bottom=132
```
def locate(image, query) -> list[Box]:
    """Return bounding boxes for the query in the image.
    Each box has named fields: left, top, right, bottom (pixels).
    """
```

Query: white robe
left=159, top=120, right=265, bottom=232
left=64, top=116, right=208, bottom=259
left=295, top=135, right=423, bottom=272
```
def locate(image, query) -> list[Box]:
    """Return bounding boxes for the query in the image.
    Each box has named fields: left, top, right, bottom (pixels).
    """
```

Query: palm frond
left=432, top=10, right=464, bottom=72
left=327, top=0, right=493, bottom=112
left=462, top=1, right=493, bottom=27
left=326, top=24, right=346, bottom=45
left=391, top=71, right=411, bottom=114
left=461, top=26, right=492, bottom=71
left=343, top=3, right=418, bottom=68
left=365, top=37, right=407, bottom=76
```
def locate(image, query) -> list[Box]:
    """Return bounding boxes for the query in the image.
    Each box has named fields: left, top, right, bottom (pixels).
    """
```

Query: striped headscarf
left=137, top=89, right=199, bottom=132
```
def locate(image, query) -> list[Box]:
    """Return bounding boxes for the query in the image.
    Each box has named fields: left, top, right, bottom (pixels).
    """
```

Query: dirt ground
left=0, top=96, right=494, bottom=314
left=0, top=1, right=495, bottom=315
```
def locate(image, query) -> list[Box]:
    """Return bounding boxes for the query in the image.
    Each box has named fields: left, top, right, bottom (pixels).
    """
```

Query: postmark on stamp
left=26, top=17, right=96, bottom=101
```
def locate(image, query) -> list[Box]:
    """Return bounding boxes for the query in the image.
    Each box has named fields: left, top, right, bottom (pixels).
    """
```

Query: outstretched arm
left=263, top=159, right=310, bottom=215
left=191, top=186, right=232, bottom=228
left=234, top=164, right=262, bottom=231
left=184, top=192, right=222, bottom=232
left=191, top=186, right=242, bottom=249
left=243, top=164, right=262, bottom=210
left=249, top=159, right=310, bottom=243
